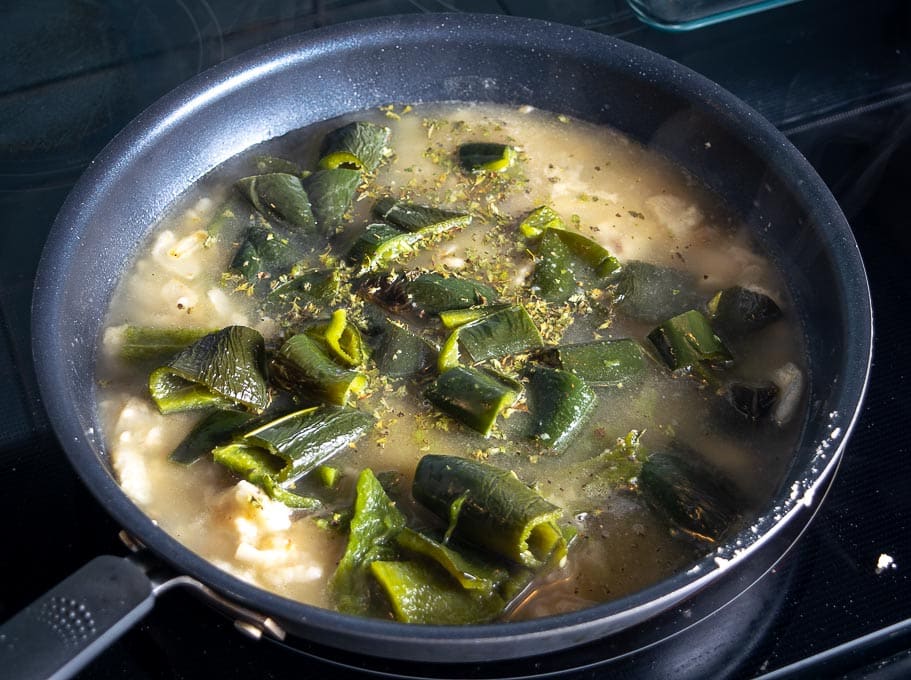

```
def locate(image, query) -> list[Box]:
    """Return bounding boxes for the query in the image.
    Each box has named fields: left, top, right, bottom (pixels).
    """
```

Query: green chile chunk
left=369, top=560, right=506, bottom=625
left=230, top=221, right=302, bottom=285
left=302, top=168, right=361, bottom=234
left=272, top=333, right=367, bottom=405
left=648, top=310, right=732, bottom=374
left=319, top=121, right=391, bottom=173
left=455, top=305, right=543, bottom=364
left=611, top=260, right=703, bottom=323
left=413, top=455, right=565, bottom=568
left=458, top=142, right=516, bottom=173
left=331, top=468, right=406, bottom=615
left=707, top=286, right=782, bottom=338
left=117, top=326, right=217, bottom=363
left=519, top=205, right=564, bottom=239
left=525, top=366, right=597, bottom=452
left=425, top=367, right=521, bottom=437
left=235, top=173, right=317, bottom=232
left=346, top=223, right=443, bottom=273
left=550, top=228, right=621, bottom=278
left=361, top=270, right=496, bottom=319
left=212, top=445, right=320, bottom=509
left=395, top=528, right=508, bottom=593
left=169, top=410, right=256, bottom=465
left=371, top=319, right=437, bottom=379
left=213, top=405, right=374, bottom=488
left=266, top=267, right=340, bottom=308
left=531, top=228, right=576, bottom=302
left=639, top=451, right=740, bottom=543
left=550, top=338, right=645, bottom=386
left=149, top=326, right=269, bottom=414
left=373, top=197, right=472, bottom=234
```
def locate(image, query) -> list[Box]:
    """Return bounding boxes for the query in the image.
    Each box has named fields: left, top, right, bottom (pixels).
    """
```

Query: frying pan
left=1, top=13, right=871, bottom=679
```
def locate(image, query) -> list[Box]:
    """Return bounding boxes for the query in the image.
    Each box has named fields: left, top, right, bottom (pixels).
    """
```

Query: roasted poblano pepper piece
left=373, top=197, right=472, bottom=234
left=371, top=318, right=437, bottom=379
left=213, top=405, right=374, bottom=488
left=439, top=304, right=512, bottom=329
left=149, top=326, right=269, bottom=414
left=235, top=173, right=317, bottom=233
left=638, top=451, right=740, bottom=543
left=266, top=267, right=340, bottom=308
left=546, top=338, right=646, bottom=386
left=272, top=333, right=367, bottom=405
left=360, top=270, right=497, bottom=320
left=346, top=222, right=456, bottom=273
left=303, top=309, right=369, bottom=368
left=525, top=365, right=597, bottom=452
left=395, top=527, right=508, bottom=593
left=116, top=326, right=217, bottom=362
left=519, top=205, right=564, bottom=239
left=212, top=445, right=321, bottom=509
left=550, top=228, right=621, bottom=278
left=425, top=366, right=521, bottom=436
left=169, top=410, right=256, bottom=465
left=454, top=305, right=543, bottom=364
left=707, top=286, right=783, bottom=338
left=458, top=142, right=516, bottom=173
left=330, top=468, right=406, bottom=615
left=648, top=310, right=732, bottom=375
left=413, top=455, right=565, bottom=568
left=302, top=168, right=361, bottom=235
left=531, top=228, right=576, bottom=302
left=230, top=221, right=302, bottom=285
left=369, top=560, right=506, bottom=625
left=319, top=121, right=391, bottom=173
left=610, top=260, right=703, bottom=323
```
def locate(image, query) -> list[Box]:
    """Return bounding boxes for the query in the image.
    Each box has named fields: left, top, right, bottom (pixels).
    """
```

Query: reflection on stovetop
left=1, top=0, right=910, bottom=677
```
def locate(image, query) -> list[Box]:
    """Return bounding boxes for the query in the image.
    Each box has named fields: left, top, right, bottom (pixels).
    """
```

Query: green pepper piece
left=370, top=560, right=506, bottom=624
left=116, top=326, right=218, bottom=363
left=425, top=366, right=521, bottom=436
left=550, top=228, right=621, bottom=278
left=235, top=173, right=317, bottom=233
left=266, top=267, right=341, bottom=308
left=610, top=260, right=704, bottom=324
left=525, top=365, right=597, bottom=452
left=395, top=527, right=508, bottom=593
left=707, top=286, right=783, bottom=338
left=213, top=405, right=374, bottom=487
left=230, top=221, right=302, bottom=285
left=213, top=444, right=321, bottom=508
left=302, top=168, right=361, bottom=235
left=346, top=214, right=466, bottom=272
left=458, top=142, right=516, bottom=174
left=519, top=205, right=564, bottom=239
left=438, top=304, right=512, bottom=329
left=360, top=270, right=496, bottom=320
left=272, top=333, right=367, bottom=405
left=169, top=410, right=256, bottom=465
left=316, top=464, right=342, bottom=489
left=303, top=309, right=369, bottom=368
left=371, top=319, right=437, bottom=379
left=549, top=338, right=646, bottom=386
left=455, top=305, right=543, bottom=364
left=647, top=310, right=732, bottom=375
left=319, top=121, right=391, bottom=173
left=331, top=468, right=406, bottom=615
left=413, top=455, right=565, bottom=568
left=149, top=326, right=269, bottom=414
left=373, top=197, right=472, bottom=233
left=531, top=228, right=576, bottom=302
left=638, top=451, right=740, bottom=543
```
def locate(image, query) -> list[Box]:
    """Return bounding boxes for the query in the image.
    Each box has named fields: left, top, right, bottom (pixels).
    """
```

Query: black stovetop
left=1, top=1, right=910, bottom=678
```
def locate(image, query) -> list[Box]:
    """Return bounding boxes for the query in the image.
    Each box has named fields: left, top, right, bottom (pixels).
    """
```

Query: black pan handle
left=0, top=555, right=155, bottom=679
